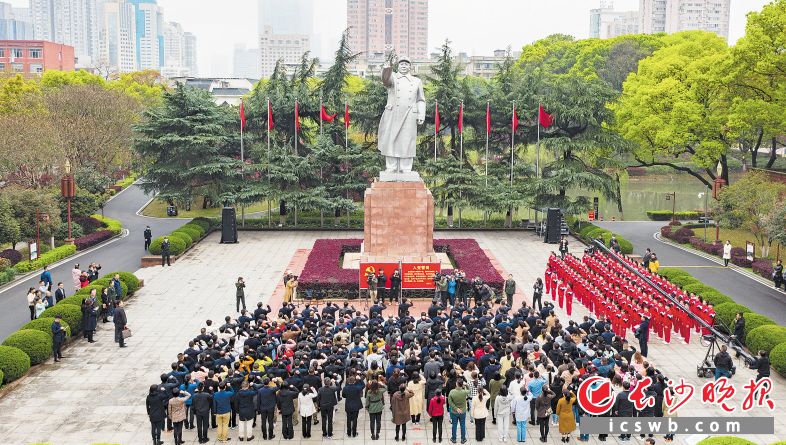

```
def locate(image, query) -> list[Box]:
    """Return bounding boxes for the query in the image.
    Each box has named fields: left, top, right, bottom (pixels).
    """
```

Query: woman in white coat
left=494, top=386, right=515, bottom=442
left=297, top=384, right=318, bottom=438
left=723, top=241, right=732, bottom=267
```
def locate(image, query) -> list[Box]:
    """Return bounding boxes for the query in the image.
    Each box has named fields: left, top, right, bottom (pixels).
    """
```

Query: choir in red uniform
left=545, top=250, right=716, bottom=345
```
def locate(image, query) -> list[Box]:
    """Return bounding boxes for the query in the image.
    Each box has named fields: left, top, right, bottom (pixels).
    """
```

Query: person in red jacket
left=427, top=390, right=447, bottom=442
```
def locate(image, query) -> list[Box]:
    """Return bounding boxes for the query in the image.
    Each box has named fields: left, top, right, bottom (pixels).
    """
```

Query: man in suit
left=612, top=381, right=635, bottom=441
left=342, top=376, right=365, bottom=437
left=54, top=282, right=66, bottom=303
left=144, top=225, right=153, bottom=251
left=636, top=315, right=650, bottom=357
left=257, top=379, right=278, bottom=440
left=191, top=383, right=213, bottom=443
left=51, top=315, right=67, bottom=362
left=276, top=384, right=299, bottom=439
left=161, top=236, right=171, bottom=266
left=114, top=300, right=128, bottom=347
left=377, top=269, right=387, bottom=302
left=317, top=378, right=339, bottom=438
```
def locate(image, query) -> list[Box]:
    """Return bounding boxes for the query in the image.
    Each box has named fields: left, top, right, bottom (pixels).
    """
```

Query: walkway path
left=597, top=221, right=786, bottom=325
left=0, top=184, right=186, bottom=341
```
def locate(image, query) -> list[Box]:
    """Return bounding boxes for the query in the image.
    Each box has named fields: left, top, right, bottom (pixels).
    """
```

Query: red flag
left=320, top=104, right=336, bottom=123
left=539, top=104, right=554, bottom=128
left=344, top=103, right=350, bottom=129
left=512, top=104, right=519, bottom=133
left=458, top=102, right=464, bottom=134
left=485, top=103, right=491, bottom=135
left=434, top=101, right=440, bottom=134
left=266, top=99, right=275, bottom=130
left=239, top=100, right=246, bottom=130
left=295, top=100, right=301, bottom=131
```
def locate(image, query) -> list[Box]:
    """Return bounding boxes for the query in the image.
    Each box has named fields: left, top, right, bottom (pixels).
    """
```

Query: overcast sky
left=7, top=0, right=773, bottom=76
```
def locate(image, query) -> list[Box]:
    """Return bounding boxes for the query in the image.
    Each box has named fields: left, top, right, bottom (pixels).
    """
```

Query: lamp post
left=665, top=192, right=676, bottom=222
left=34, top=210, right=49, bottom=260
left=698, top=191, right=708, bottom=242
left=60, top=159, right=76, bottom=244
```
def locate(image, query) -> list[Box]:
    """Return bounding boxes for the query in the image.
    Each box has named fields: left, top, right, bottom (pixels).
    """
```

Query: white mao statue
left=377, top=57, right=426, bottom=177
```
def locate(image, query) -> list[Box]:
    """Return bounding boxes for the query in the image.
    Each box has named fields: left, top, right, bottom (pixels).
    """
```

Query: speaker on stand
left=544, top=207, right=562, bottom=244
left=220, top=207, right=238, bottom=244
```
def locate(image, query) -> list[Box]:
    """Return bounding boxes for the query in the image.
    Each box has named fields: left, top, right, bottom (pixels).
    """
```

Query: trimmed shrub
left=743, top=312, right=777, bottom=338
left=74, top=230, right=115, bottom=250
left=714, top=303, right=750, bottom=329
left=104, top=271, right=140, bottom=294
left=14, top=244, right=77, bottom=273
left=0, top=345, right=31, bottom=383
left=75, top=284, right=105, bottom=297
left=170, top=230, right=194, bottom=245
left=92, top=214, right=122, bottom=235
left=74, top=215, right=104, bottom=234
left=770, top=342, right=786, bottom=378
left=0, top=248, right=22, bottom=265
left=21, top=317, right=71, bottom=338
left=681, top=282, right=715, bottom=295
left=745, top=325, right=786, bottom=354
left=671, top=227, right=695, bottom=243
left=752, top=259, right=774, bottom=280
left=2, top=329, right=52, bottom=365
left=646, top=210, right=702, bottom=221
left=55, top=221, right=84, bottom=240
left=149, top=236, right=187, bottom=256
left=190, top=217, right=212, bottom=232
left=696, top=438, right=756, bottom=445
left=0, top=368, right=3, bottom=386
left=59, top=295, right=90, bottom=307
left=698, top=289, right=733, bottom=306
left=40, top=304, right=82, bottom=334
left=0, top=267, right=16, bottom=286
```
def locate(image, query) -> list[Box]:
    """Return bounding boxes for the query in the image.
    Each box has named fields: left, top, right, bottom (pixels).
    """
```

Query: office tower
left=346, top=0, right=429, bottom=63
left=259, top=25, right=309, bottom=77
left=590, top=1, right=639, bottom=39
left=258, top=0, right=314, bottom=77
left=128, top=0, right=163, bottom=70
left=640, top=0, right=730, bottom=39
left=0, top=2, right=34, bottom=40
left=183, top=31, right=197, bottom=76
left=97, top=0, right=137, bottom=73
left=31, top=0, right=99, bottom=66
left=233, top=43, right=261, bottom=78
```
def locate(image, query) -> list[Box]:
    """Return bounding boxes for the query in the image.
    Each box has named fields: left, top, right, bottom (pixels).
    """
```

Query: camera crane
left=590, top=239, right=756, bottom=377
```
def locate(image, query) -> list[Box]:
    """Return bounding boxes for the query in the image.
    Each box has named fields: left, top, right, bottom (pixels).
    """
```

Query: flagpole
left=319, top=95, right=324, bottom=227
left=319, top=94, right=323, bottom=137
left=434, top=99, right=438, bottom=161
left=267, top=98, right=272, bottom=228
left=537, top=103, right=541, bottom=179
left=294, top=98, right=299, bottom=155
left=345, top=100, right=350, bottom=228
left=510, top=101, right=515, bottom=187
left=485, top=101, right=489, bottom=188
left=240, top=101, right=245, bottom=228
left=459, top=100, right=463, bottom=229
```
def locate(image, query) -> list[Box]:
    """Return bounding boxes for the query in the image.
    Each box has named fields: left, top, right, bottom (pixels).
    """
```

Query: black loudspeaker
left=545, top=208, right=561, bottom=244
left=220, top=207, right=238, bottom=244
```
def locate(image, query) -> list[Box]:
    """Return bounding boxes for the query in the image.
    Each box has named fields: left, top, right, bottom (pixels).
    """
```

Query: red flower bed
left=74, top=230, right=114, bottom=251
left=0, top=248, right=23, bottom=266
left=298, top=238, right=504, bottom=299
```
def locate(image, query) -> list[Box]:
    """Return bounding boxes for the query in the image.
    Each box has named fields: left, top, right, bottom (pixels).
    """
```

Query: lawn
left=141, top=198, right=271, bottom=218
left=683, top=224, right=784, bottom=261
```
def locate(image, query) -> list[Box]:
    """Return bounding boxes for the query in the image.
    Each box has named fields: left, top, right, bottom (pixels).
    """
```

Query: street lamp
left=698, top=191, right=708, bottom=242
left=60, top=159, right=76, bottom=244
left=34, top=210, right=49, bottom=260
left=665, top=192, right=677, bottom=222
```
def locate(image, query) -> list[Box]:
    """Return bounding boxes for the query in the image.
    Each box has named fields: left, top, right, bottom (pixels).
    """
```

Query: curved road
left=0, top=185, right=186, bottom=341
left=597, top=221, right=786, bottom=325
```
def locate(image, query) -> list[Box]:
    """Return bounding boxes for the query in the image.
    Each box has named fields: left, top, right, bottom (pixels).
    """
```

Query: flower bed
left=74, top=229, right=115, bottom=251
left=298, top=238, right=504, bottom=299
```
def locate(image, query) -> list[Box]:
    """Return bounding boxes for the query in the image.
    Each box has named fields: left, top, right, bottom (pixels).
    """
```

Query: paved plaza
left=0, top=231, right=783, bottom=445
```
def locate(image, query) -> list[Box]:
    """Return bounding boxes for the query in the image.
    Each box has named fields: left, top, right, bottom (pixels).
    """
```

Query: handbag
left=122, top=327, right=133, bottom=339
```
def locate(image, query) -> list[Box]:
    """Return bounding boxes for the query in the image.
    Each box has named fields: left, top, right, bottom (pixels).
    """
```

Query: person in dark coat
left=191, top=383, right=213, bottom=444
left=146, top=384, right=168, bottom=445
left=235, top=277, right=246, bottom=312
left=111, top=274, right=124, bottom=301
left=612, top=382, right=635, bottom=440
left=276, top=384, right=299, bottom=439
left=114, top=300, right=128, bottom=347
left=81, top=294, right=98, bottom=343
left=234, top=381, right=257, bottom=441
left=342, top=376, right=365, bottom=437
left=54, top=282, right=66, bottom=303
left=257, top=380, right=278, bottom=439
left=636, top=315, right=650, bottom=357
left=750, top=350, right=771, bottom=381
left=317, top=378, right=339, bottom=438
left=390, top=269, right=402, bottom=303
left=377, top=269, right=388, bottom=302
left=732, top=312, right=746, bottom=356
left=51, top=315, right=66, bottom=362
left=100, top=287, right=112, bottom=323
left=161, top=236, right=171, bottom=266
left=144, top=225, right=153, bottom=251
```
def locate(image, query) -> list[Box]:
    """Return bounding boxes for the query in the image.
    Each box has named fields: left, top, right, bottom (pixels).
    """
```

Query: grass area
left=141, top=198, right=272, bottom=218
left=688, top=225, right=783, bottom=260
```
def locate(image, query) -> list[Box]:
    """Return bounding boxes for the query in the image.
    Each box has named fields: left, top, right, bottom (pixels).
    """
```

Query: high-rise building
left=590, top=2, right=639, bottom=39
left=183, top=31, right=197, bottom=76
left=233, top=43, right=261, bottom=79
left=0, top=2, right=34, bottom=40
left=257, top=0, right=314, bottom=77
left=97, top=0, right=137, bottom=73
left=639, top=0, right=730, bottom=39
left=346, top=0, right=429, bottom=64
left=161, top=21, right=185, bottom=77
left=31, top=0, right=99, bottom=66
left=128, top=0, right=163, bottom=70
left=259, top=25, right=309, bottom=77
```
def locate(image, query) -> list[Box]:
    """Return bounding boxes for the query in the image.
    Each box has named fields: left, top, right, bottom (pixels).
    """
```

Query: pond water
left=577, top=173, right=729, bottom=221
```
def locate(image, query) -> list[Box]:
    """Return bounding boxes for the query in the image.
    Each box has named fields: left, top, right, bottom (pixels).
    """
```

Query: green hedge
left=0, top=267, right=16, bottom=286
left=74, top=284, right=105, bottom=297
left=569, top=221, right=634, bottom=255
left=714, top=303, right=750, bottom=330
left=177, top=224, right=204, bottom=239
left=770, top=342, right=786, bottom=377
left=58, top=295, right=91, bottom=308
left=0, top=345, right=31, bottom=384
left=696, top=438, right=757, bottom=445
left=170, top=230, right=194, bottom=245
left=646, top=210, right=703, bottom=221
left=2, top=329, right=52, bottom=365
left=40, top=304, right=82, bottom=334
left=92, top=214, right=122, bottom=235
left=149, top=236, right=187, bottom=256
left=21, top=317, right=71, bottom=338
left=745, top=325, right=786, bottom=354
left=743, top=312, right=777, bottom=338
left=189, top=217, right=213, bottom=232
left=14, top=244, right=77, bottom=273
left=103, top=272, right=141, bottom=294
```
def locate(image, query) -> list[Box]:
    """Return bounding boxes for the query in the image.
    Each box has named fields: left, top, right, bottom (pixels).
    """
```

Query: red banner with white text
left=359, top=262, right=441, bottom=289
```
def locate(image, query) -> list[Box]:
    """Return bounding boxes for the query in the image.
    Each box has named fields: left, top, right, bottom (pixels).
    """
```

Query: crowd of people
left=144, top=250, right=689, bottom=445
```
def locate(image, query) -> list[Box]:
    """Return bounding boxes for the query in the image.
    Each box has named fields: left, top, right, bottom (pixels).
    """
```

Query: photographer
left=235, top=277, right=246, bottom=312
left=713, top=344, right=734, bottom=380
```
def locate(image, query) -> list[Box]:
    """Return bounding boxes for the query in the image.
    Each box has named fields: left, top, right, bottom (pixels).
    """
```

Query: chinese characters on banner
left=359, top=262, right=441, bottom=289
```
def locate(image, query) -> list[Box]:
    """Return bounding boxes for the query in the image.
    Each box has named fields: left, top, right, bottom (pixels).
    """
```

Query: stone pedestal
left=362, top=179, right=438, bottom=263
